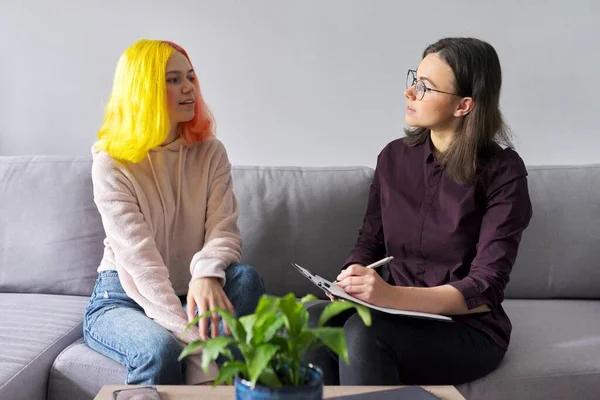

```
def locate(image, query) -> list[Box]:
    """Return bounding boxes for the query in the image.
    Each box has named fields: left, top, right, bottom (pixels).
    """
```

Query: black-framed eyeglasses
left=406, top=69, right=461, bottom=101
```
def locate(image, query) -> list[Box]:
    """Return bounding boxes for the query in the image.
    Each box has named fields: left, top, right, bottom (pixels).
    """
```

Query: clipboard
left=291, top=263, right=453, bottom=322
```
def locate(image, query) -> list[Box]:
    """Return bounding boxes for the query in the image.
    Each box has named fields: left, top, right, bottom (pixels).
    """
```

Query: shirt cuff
left=191, top=259, right=227, bottom=287
left=448, top=278, right=490, bottom=310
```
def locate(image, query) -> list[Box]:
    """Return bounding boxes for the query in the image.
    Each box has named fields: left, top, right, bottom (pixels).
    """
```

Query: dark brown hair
left=404, top=37, right=513, bottom=183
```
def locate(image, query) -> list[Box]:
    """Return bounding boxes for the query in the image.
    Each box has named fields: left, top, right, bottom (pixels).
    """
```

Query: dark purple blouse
left=345, top=134, right=533, bottom=349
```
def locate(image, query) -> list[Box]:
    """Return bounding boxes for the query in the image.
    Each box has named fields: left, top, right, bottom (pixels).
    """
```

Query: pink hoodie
left=91, top=137, right=241, bottom=382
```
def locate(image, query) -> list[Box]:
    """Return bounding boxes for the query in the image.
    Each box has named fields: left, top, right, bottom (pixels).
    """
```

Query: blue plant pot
left=234, top=364, right=323, bottom=400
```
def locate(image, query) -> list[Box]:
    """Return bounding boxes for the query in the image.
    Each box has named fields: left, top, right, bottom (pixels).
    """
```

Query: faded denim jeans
left=83, top=263, right=265, bottom=385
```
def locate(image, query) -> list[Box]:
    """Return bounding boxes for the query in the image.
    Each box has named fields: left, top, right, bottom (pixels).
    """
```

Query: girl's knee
left=224, top=264, right=265, bottom=317
left=229, top=264, right=265, bottom=295
left=230, top=264, right=262, bottom=283
left=128, top=334, right=183, bottom=384
left=140, top=333, right=182, bottom=369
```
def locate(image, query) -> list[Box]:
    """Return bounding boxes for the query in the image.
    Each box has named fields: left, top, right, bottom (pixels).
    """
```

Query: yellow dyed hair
left=95, top=39, right=214, bottom=163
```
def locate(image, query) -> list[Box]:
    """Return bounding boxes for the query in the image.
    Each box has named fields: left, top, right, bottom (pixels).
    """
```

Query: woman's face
left=165, top=51, right=196, bottom=124
left=404, top=53, right=465, bottom=131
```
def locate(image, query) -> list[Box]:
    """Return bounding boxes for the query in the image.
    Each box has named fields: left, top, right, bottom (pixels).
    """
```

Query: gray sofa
left=1, top=155, right=599, bottom=400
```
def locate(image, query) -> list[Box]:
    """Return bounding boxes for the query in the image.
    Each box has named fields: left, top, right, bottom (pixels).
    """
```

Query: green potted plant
left=179, top=293, right=371, bottom=400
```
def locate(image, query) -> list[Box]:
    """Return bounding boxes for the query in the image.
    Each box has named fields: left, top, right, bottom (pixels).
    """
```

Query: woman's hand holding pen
left=325, top=263, right=363, bottom=302
left=335, top=264, right=396, bottom=308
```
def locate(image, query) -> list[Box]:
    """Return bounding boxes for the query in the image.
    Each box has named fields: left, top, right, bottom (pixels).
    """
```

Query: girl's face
left=165, top=51, right=196, bottom=124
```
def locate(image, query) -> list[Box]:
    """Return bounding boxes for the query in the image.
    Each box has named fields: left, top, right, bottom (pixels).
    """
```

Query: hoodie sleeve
left=189, top=141, right=242, bottom=286
left=91, top=152, right=199, bottom=344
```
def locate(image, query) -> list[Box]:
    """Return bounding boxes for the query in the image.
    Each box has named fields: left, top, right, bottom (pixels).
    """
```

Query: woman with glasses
left=306, top=37, right=533, bottom=386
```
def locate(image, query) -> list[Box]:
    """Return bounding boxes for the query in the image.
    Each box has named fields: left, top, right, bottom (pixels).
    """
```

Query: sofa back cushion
left=505, top=164, right=600, bottom=299
left=0, top=156, right=103, bottom=296
left=1, top=156, right=598, bottom=299
left=232, top=166, right=373, bottom=297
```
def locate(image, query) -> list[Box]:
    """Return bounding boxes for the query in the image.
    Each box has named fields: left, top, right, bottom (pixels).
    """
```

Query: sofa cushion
left=457, top=299, right=600, bottom=400
left=48, top=339, right=125, bottom=400
left=232, top=166, right=373, bottom=298
left=505, top=165, right=600, bottom=299
left=3, top=155, right=599, bottom=301
left=0, top=156, right=104, bottom=296
left=0, top=293, right=88, bottom=400
left=52, top=299, right=600, bottom=400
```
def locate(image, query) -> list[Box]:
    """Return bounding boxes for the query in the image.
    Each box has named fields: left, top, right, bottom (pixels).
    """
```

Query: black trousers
left=304, top=302, right=506, bottom=386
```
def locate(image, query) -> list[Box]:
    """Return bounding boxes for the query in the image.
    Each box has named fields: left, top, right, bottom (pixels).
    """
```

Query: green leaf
left=311, top=327, right=349, bottom=364
left=257, top=366, right=282, bottom=388
left=200, top=336, right=236, bottom=372
left=318, top=301, right=372, bottom=327
left=300, top=294, right=319, bottom=304
left=279, top=293, right=307, bottom=337
left=247, top=344, right=279, bottom=387
left=250, top=295, right=282, bottom=344
left=178, top=339, right=206, bottom=361
left=239, top=314, right=257, bottom=344
left=269, top=336, right=290, bottom=354
left=255, top=295, right=280, bottom=316
left=235, top=343, right=254, bottom=372
left=317, top=301, right=356, bottom=327
left=216, top=309, right=246, bottom=343
left=186, top=309, right=220, bottom=330
left=295, top=329, right=316, bottom=358
left=353, top=303, right=372, bottom=327
left=214, top=361, right=247, bottom=386
left=258, top=316, right=285, bottom=343
left=186, top=308, right=246, bottom=343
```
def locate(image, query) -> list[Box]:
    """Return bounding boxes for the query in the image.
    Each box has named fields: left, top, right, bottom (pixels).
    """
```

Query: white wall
left=1, top=0, right=598, bottom=167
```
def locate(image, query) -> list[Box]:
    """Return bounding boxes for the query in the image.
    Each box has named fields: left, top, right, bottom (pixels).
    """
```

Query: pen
left=364, top=256, right=394, bottom=270
left=334, top=256, right=394, bottom=283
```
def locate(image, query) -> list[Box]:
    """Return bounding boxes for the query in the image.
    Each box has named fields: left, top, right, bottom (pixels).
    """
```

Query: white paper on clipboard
left=291, top=263, right=453, bottom=322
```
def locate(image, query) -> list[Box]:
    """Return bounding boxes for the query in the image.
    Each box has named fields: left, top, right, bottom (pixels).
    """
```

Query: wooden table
left=96, top=384, right=465, bottom=399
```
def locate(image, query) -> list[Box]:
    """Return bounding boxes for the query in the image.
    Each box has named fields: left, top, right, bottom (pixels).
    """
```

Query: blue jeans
left=83, top=263, right=265, bottom=385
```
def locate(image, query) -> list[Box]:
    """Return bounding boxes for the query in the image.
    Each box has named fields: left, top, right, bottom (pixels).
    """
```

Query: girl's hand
left=187, top=277, right=234, bottom=340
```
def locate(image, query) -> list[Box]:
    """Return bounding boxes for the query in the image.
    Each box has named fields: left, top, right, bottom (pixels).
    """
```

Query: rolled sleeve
left=450, top=153, right=533, bottom=310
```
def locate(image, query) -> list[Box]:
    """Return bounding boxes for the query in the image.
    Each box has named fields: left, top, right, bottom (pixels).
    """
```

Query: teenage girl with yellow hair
left=83, top=39, right=264, bottom=385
